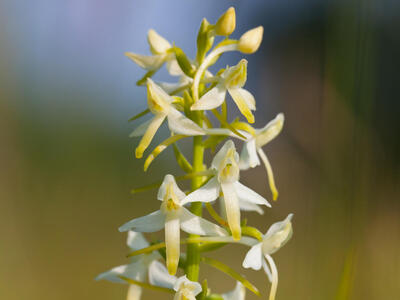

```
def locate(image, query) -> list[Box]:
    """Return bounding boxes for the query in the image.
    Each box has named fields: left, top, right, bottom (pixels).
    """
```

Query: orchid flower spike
left=242, top=214, right=293, bottom=300
left=149, top=261, right=202, bottom=300
left=191, top=59, right=256, bottom=123
left=95, top=232, right=160, bottom=300
left=125, top=29, right=182, bottom=76
left=131, top=79, right=206, bottom=158
left=222, top=282, right=246, bottom=300
left=183, top=140, right=271, bottom=240
left=119, top=174, right=227, bottom=275
left=239, top=113, right=284, bottom=200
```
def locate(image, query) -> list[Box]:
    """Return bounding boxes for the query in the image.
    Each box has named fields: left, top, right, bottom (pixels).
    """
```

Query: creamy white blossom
left=131, top=79, right=206, bottom=158
left=191, top=59, right=256, bottom=123
left=119, top=175, right=227, bottom=275
left=183, top=140, right=271, bottom=240
left=149, top=261, right=202, bottom=300
left=95, top=232, right=160, bottom=300
left=125, top=29, right=182, bottom=76
left=239, top=113, right=284, bottom=200
left=242, top=214, right=293, bottom=300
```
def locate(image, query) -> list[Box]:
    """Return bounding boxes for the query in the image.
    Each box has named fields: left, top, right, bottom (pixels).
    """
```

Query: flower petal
left=242, top=243, right=263, bottom=270
left=228, top=88, right=255, bottom=123
left=157, top=174, right=187, bottom=203
left=135, top=114, right=166, bottom=158
left=257, top=148, right=279, bottom=201
left=262, top=214, right=293, bottom=255
left=127, top=231, right=150, bottom=251
left=180, top=207, right=227, bottom=236
left=181, top=177, right=220, bottom=206
left=147, top=29, right=171, bottom=55
left=239, top=139, right=260, bottom=170
left=222, top=282, right=246, bottom=300
left=234, top=182, right=271, bottom=207
left=95, top=261, right=145, bottom=284
left=238, top=199, right=264, bottom=215
left=166, top=59, right=184, bottom=76
left=127, top=283, right=143, bottom=300
left=173, top=275, right=202, bottom=296
left=255, top=113, right=284, bottom=147
left=211, top=140, right=237, bottom=171
left=129, top=119, right=152, bottom=138
left=165, top=215, right=181, bottom=275
left=125, top=52, right=166, bottom=70
left=148, top=260, right=177, bottom=289
left=190, top=85, right=226, bottom=111
left=119, top=210, right=166, bottom=233
left=167, top=108, right=205, bottom=136
left=221, top=182, right=241, bottom=240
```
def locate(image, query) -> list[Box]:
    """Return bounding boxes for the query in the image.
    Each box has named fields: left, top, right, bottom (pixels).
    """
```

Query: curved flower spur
left=97, top=6, right=295, bottom=300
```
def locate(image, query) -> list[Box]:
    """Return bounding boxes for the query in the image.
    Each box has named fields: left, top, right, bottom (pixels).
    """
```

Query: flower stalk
left=97, top=7, right=295, bottom=300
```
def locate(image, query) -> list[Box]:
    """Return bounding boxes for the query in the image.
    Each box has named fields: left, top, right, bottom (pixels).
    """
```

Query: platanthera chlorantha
left=96, top=7, right=293, bottom=300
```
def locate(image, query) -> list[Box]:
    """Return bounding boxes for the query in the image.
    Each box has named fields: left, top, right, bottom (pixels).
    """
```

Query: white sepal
left=242, top=242, right=263, bottom=270
left=126, top=231, right=149, bottom=251
left=190, top=84, right=226, bottom=111
left=181, top=177, right=220, bottom=205
left=147, top=29, right=171, bottom=55
left=234, top=181, right=271, bottom=207
left=148, top=260, right=177, bottom=289
left=167, top=108, right=206, bottom=136
left=239, top=138, right=260, bottom=170
left=119, top=210, right=166, bottom=233
left=125, top=52, right=166, bottom=70
left=180, top=207, right=227, bottom=236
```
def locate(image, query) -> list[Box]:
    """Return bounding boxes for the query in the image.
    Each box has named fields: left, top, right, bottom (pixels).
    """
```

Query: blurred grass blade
left=144, top=134, right=187, bottom=171
left=118, top=276, right=174, bottom=294
left=129, top=109, right=150, bottom=122
left=201, top=257, right=260, bottom=296
left=336, top=246, right=357, bottom=300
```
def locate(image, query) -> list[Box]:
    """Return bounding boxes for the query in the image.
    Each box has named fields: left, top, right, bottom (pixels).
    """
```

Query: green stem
left=186, top=131, right=204, bottom=281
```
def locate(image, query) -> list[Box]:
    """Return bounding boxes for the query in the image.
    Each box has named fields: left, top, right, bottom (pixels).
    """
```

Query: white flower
left=131, top=79, right=206, bottom=158
left=148, top=261, right=202, bottom=300
left=183, top=140, right=271, bottom=240
left=119, top=174, right=227, bottom=275
left=239, top=113, right=284, bottom=200
left=125, top=29, right=182, bottom=76
left=191, top=59, right=256, bottom=123
left=95, top=232, right=160, bottom=300
left=242, top=214, right=293, bottom=300
left=222, top=282, right=246, bottom=300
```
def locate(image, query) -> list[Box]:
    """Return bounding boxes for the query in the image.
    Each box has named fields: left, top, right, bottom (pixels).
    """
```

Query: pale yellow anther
left=238, top=26, right=264, bottom=54
left=215, top=7, right=236, bottom=36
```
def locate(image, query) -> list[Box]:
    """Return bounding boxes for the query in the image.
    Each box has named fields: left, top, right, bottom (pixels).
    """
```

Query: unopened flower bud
left=147, top=29, right=171, bottom=55
left=238, top=26, right=264, bottom=54
left=215, top=7, right=236, bottom=36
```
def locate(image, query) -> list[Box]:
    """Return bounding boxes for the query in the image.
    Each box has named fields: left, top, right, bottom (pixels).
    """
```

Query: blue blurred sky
left=1, top=0, right=326, bottom=129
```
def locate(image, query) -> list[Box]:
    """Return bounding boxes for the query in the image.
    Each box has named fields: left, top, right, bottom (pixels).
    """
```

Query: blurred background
left=1, top=0, right=399, bottom=299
